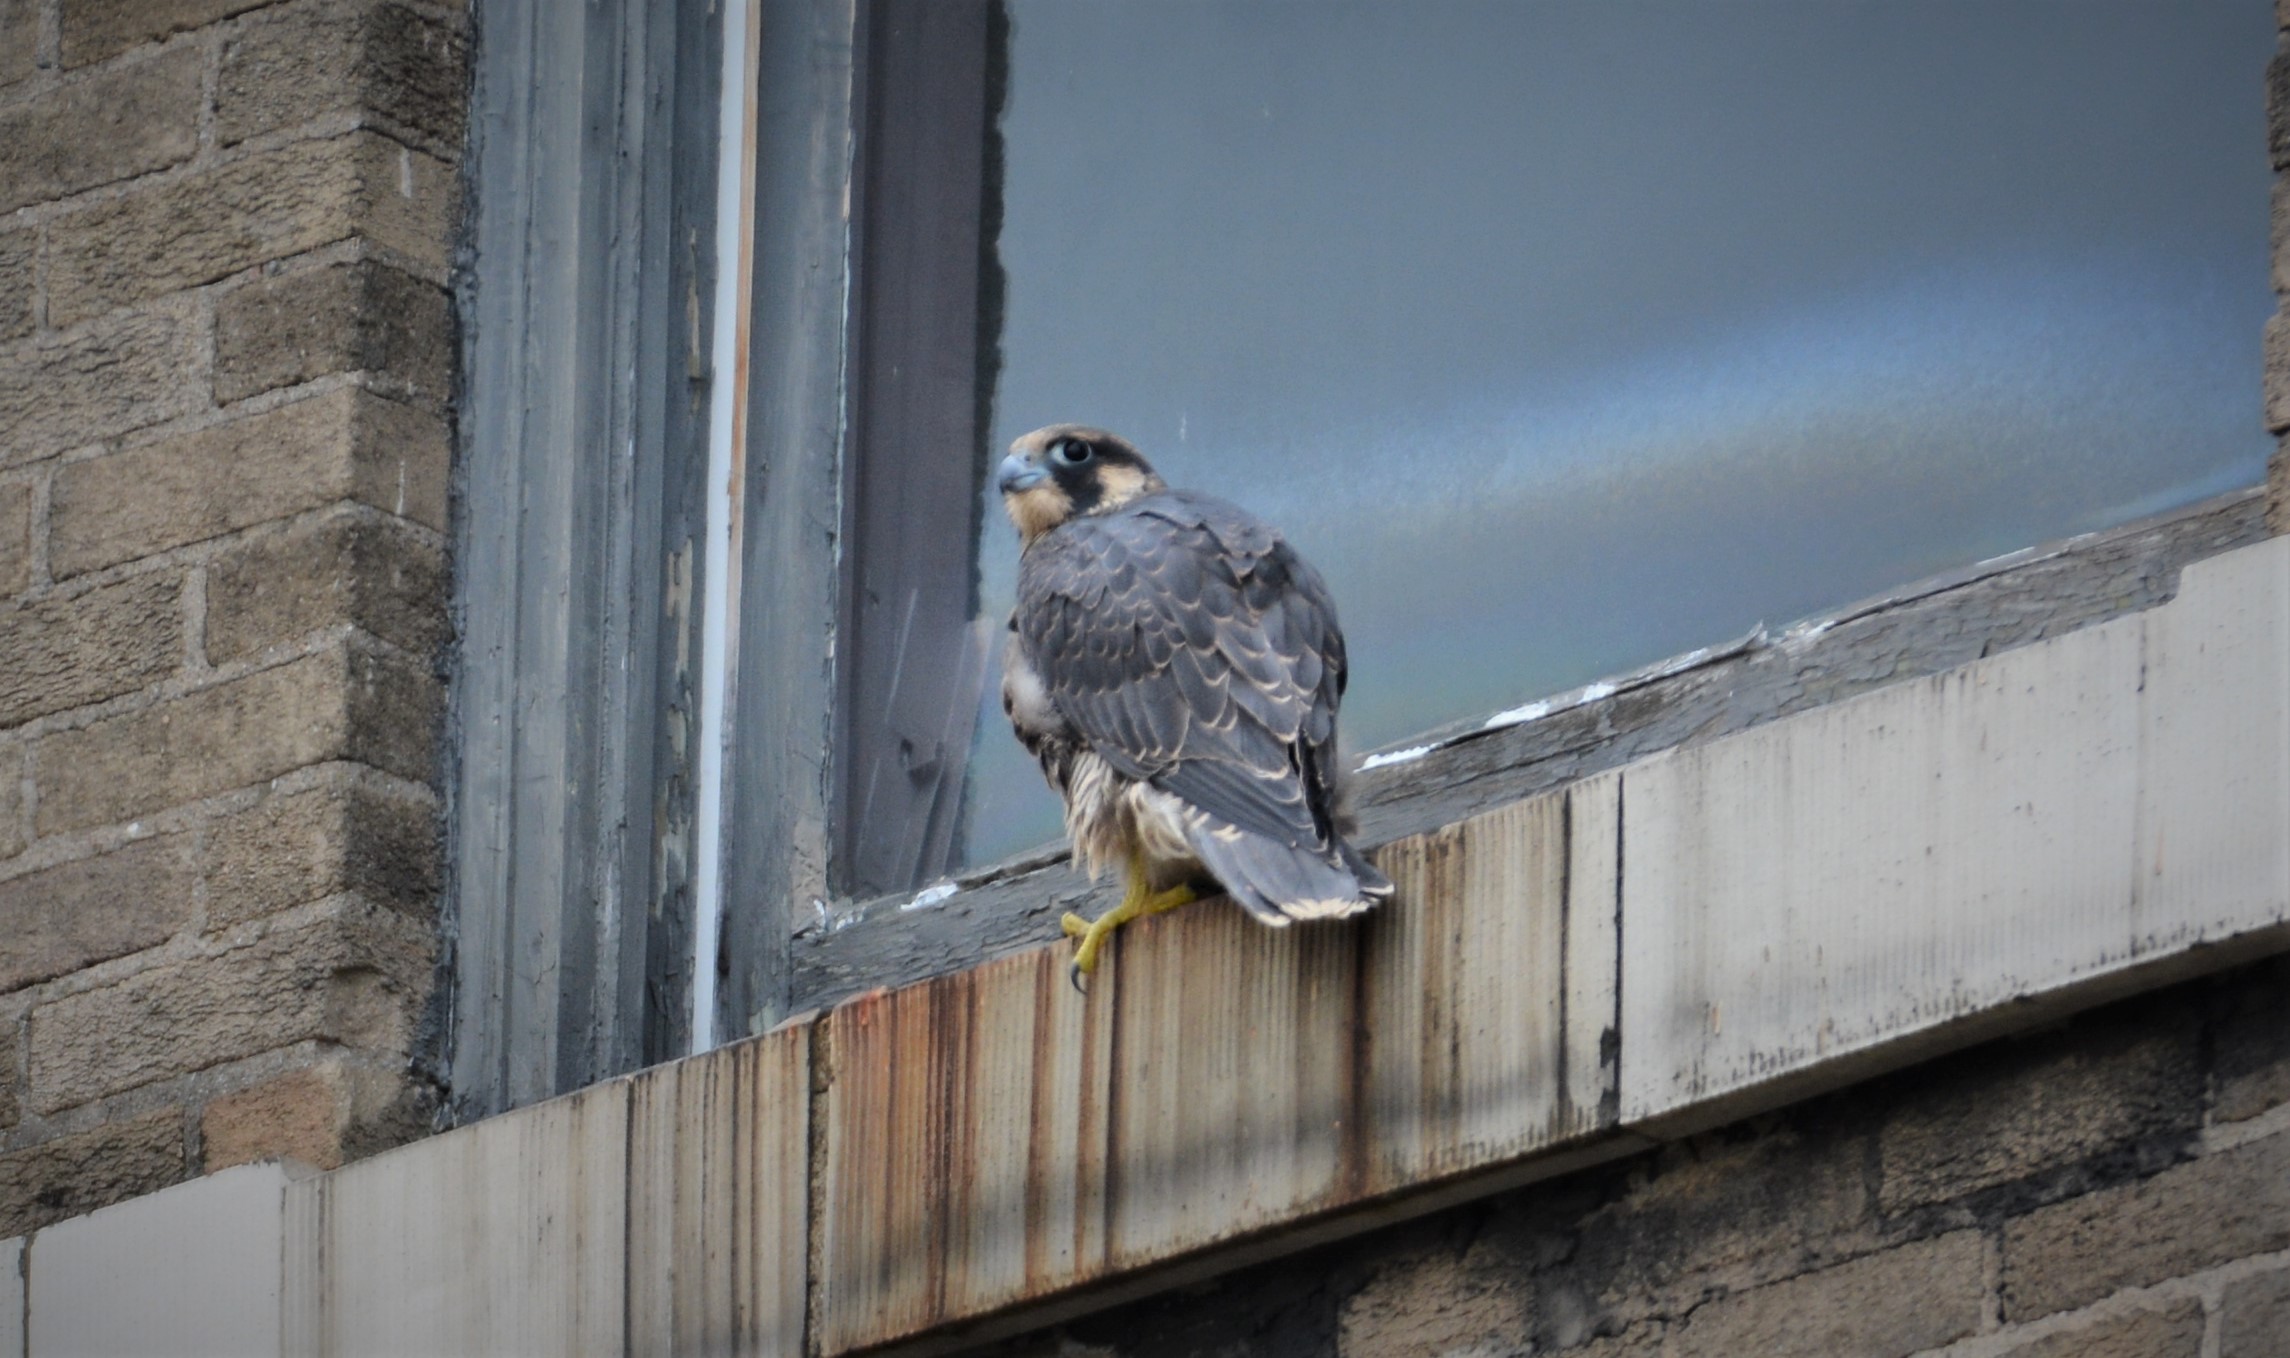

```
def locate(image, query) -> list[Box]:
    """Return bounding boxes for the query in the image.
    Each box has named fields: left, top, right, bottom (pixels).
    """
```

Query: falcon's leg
left=1061, top=855, right=1197, bottom=989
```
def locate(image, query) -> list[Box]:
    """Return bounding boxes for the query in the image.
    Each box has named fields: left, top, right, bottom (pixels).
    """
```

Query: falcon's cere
left=997, top=424, right=1394, bottom=983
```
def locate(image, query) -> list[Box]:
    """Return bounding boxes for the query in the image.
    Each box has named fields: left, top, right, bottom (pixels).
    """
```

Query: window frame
left=451, top=0, right=2280, bottom=1104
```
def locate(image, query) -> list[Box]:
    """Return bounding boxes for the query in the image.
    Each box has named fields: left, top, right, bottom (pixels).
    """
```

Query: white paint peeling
left=902, top=881, right=959, bottom=912
left=1359, top=744, right=1435, bottom=771
left=1482, top=699, right=1553, bottom=730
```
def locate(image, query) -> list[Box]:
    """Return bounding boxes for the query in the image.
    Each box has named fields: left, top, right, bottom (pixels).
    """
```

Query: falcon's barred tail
left=1181, top=815, right=1395, bottom=927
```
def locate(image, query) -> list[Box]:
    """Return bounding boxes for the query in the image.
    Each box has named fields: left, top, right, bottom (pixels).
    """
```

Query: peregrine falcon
left=996, top=424, right=1394, bottom=984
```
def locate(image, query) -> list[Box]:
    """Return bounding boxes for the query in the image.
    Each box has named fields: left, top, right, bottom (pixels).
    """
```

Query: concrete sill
left=7, top=534, right=2287, bottom=1358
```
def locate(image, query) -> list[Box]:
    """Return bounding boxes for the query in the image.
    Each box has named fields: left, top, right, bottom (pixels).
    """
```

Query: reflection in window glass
left=958, top=0, right=2276, bottom=868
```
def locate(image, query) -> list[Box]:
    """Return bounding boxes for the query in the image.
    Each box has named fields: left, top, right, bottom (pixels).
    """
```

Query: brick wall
left=0, top=0, right=464, bottom=1236
left=994, top=955, right=2290, bottom=1358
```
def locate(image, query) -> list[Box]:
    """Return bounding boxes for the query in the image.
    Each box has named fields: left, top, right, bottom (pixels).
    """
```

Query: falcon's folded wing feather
left=1015, top=490, right=1384, bottom=919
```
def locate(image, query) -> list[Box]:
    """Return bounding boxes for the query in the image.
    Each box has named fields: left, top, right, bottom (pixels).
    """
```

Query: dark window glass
left=958, top=0, right=2277, bottom=868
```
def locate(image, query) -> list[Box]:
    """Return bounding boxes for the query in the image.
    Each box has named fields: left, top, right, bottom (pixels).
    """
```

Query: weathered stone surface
left=1650, top=1231, right=1984, bottom=1358
left=0, top=1106, right=183, bottom=1238
left=45, top=131, right=454, bottom=325
left=0, top=1022, right=17, bottom=1128
left=0, top=476, right=29, bottom=597
left=0, top=739, right=22, bottom=860
left=2222, top=1264, right=2290, bottom=1358
left=2002, top=1130, right=2290, bottom=1321
left=59, top=0, right=273, bottom=68
left=0, top=570, right=183, bottom=727
left=0, top=223, right=33, bottom=343
left=2273, top=441, right=2290, bottom=536
left=0, top=833, right=196, bottom=994
left=1997, top=1300, right=2205, bottom=1358
left=201, top=1056, right=425, bottom=1172
left=206, top=511, right=446, bottom=665
left=0, top=45, right=201, bottom=213
left=2267, top=312, right=2290, bottom=437
left=0, top=307, right=206, bottom=467
left=33, top=643, right=439, bottom=835
left=2275, top=53, right=2290, bottom=173
left=1544, top=1122, right=1876, bottom=1336
left=0, top=0, right=36, bottom=87
left=2216, top=957, right=2290, bottom=1124
left=203, top=1062, right=340, bottom=1170
left=24, top=896, right=430, bottom=1114
left=219, top=0, right=468, bottom=149
left=49, top=388, right=450, bottom=578
left=214, top=259, right=452, bottom=407
left=203, top=774, right=437, bottom=927
left=1339, top=1245, right=1531, bottom=1358
left=1877, top=1012, right=2200, bottom=1213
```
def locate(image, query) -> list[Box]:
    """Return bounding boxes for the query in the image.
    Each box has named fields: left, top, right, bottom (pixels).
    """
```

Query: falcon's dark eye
left=1053, top=439, right=1093, bottom=465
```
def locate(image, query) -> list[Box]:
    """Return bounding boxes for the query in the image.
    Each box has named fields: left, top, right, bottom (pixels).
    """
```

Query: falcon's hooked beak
left=996, top=453, right=1046, bottom=493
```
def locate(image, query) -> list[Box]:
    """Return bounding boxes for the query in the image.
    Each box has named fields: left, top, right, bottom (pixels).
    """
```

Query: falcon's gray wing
left=1014, top=490, right=1389, bottom=922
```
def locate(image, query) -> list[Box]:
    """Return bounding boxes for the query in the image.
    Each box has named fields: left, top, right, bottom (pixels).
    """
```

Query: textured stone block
left=1551, top=1122, right=1877, bottom=1335
left=60, top=0, right=273, bottom=68
left=46, top=132, right=454, bottom=325
left=0, top=45, right=201, bottom=213
left=206, top=510, right=447, bottom=664
left=1338, top=1247, right=1530, bottom=1358
left=33, top=644, right=439, bottom=835
left=24, top=896, right=430, bottom=1114
left=219, top=1, right=468, bottom=149
left=0, top=833, right=197, bottom=994
left=2271, top=314, right=2290, bottom=439
left=0, top=0, right=36, bottom=87
left=1659, top=1231, right=1985, bottom=1358
left=0, top=570, right=183, bottom=727
left=0, top=478, right=28, bottom=598
left=203, top=774, right=437, bottom=928
left=0, top=1107, right=183, bottom=1238
left=2222, top=1264, right=2290, bottom=1358
left=2216, top=958, right=2290, bottom=1124
left=2002, top=1130, right=2290, bottom=1321
left=0, top=740, right=20, bottom=861
left=0, top=307, right=206, bottom=467
left=1997, top=1299, right=2204, bottom=1358
left=0, top=224, right=32, bottom=343
left=2273, top=53, right=2290, bottom=174
left=49, top=388, right=449, bottom=579
left=0, top=1023, right=17, bottom=1129
left=214, top=260, right=452, bottom=407
left=1877, top=1013, right=2200, bottom=1213
left=201, top=1058, right=419, bottom=1172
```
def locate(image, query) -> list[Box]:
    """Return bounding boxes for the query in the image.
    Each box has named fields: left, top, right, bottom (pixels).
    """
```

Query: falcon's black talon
left=1067, top=960, right=1087, bottom=994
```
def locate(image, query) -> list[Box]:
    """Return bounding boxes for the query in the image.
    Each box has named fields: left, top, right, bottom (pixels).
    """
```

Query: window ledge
left=792, top=487, right=2269, bottom=1012
left=10, top=528, right=2288, bottom=1358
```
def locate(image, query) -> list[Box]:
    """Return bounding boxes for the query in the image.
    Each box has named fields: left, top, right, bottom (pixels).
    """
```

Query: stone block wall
left=0, top=0, right=464, bottom=1237
left=999, top=955, right=2290, bottom=1358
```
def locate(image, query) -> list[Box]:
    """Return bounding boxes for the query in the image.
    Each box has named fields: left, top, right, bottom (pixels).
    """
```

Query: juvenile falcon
left=996, top=424, right=1393, bottom=984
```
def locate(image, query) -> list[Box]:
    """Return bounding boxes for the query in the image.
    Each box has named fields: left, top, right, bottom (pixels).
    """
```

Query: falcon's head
left=998, top=425, right=1166, bottom=545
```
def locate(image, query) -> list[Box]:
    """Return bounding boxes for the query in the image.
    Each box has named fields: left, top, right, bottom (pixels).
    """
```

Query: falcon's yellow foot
left=1064, top=873, right=1198, bottom=991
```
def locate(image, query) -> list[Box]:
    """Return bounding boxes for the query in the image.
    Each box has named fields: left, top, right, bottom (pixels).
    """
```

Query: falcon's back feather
left=1011, top=488, right=1392, bottom=925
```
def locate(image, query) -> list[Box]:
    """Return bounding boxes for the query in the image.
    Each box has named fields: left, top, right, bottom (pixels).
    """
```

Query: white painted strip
left=691, top=0, right=760, bottom=1053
